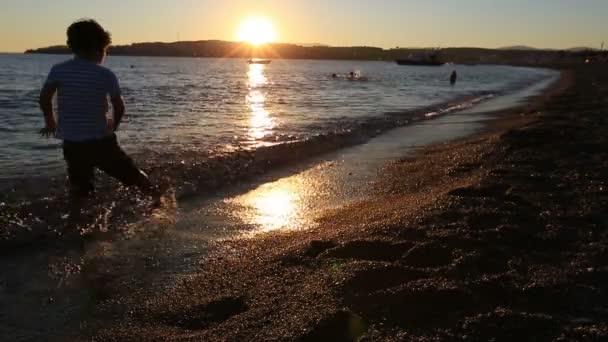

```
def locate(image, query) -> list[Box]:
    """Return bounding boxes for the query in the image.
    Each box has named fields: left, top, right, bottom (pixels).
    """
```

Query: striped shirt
left=44, top=58, right=121, bottom=142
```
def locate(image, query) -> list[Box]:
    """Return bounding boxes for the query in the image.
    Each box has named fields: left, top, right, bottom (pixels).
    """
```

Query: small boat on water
left=247, top=58, right=271, bottom=64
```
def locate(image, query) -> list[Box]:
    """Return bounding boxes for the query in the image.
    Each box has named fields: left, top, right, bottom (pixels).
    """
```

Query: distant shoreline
left=24, top=41, right=606, bottom=64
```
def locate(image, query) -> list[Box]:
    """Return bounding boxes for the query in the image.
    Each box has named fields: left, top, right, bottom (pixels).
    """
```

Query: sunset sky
left=1, top=0, right=607, bottom=52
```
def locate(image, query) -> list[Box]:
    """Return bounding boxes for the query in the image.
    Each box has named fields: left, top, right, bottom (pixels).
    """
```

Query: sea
left=0, top=53, right=557, bottom=183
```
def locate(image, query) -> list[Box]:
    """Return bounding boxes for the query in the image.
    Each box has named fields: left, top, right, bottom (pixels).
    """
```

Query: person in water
left=450, top=70, right=458, bottom=85
left=346, top=71, right=368, bottom=81
left=38, top=19, right=158, bottom=222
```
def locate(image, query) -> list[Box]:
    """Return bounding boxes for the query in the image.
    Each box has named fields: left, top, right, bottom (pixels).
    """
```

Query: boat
left=395, top=51, right=444, bottom=66
left=247, top=58, right=271, bottom=64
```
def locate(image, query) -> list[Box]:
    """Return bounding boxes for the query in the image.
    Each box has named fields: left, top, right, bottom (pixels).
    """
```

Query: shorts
left=62, top=134, right=146, bottom=197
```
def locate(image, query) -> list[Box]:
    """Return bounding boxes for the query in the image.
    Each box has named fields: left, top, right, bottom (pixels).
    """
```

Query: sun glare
left=237, top=17, right=277, bottom=45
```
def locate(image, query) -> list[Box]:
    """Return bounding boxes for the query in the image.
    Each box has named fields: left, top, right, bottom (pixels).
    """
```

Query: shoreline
left=0, top=77, right=556, bottom=251
left=82, top=64, right=608, bottom=341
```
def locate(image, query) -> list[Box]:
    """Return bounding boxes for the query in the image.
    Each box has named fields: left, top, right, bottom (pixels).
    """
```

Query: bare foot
left=149, top=180, right=172, bottom=209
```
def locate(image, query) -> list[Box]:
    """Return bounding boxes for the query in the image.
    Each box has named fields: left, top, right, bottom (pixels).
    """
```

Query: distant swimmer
left=347, top=71, right=360, bottom=80
left=450, top=70, right=457, bottom=85
left=346, top=71, right=368, bottom=81
left=331, top=73, right=338, bottom=78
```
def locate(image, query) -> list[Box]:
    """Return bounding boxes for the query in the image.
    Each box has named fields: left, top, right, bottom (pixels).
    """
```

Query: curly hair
left=67, top=19, right=112, bottom=54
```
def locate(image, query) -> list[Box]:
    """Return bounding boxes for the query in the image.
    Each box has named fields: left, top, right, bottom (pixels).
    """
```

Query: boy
left=39, top=19, right=156, bottom=219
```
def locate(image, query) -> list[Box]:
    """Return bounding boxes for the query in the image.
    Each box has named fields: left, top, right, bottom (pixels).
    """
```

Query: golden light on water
left=246, top=64, right=275, bottom=142
left=230, top=56, right=310, bottom=233
left=230, top=181, right=302, bottom=232
left=237, top=17, right=277, bottom=45
left=247, top=96, right=274, bottom=140
left=247, top=63, right=267, bottom=88
left=251, top=187, right=297, bottom=232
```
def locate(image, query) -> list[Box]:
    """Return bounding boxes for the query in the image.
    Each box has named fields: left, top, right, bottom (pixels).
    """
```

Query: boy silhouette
left=39, top=19, right=156, bottom=221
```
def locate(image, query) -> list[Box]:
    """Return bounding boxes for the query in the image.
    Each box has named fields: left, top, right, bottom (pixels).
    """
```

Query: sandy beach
left=67, top=63, right=607, bottom=341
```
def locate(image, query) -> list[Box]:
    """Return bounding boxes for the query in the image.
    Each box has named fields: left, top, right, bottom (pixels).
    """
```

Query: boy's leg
left=95, top=134, right=157, bottom=196
left=63, top=142, right=95, bottom=223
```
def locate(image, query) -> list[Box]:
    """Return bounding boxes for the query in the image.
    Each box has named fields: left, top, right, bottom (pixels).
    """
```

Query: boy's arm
left=110, top=95, right=125, bottom=131
left=39, top=84, right=57, bottom=137
left=106, top=70, right=125, bottom=131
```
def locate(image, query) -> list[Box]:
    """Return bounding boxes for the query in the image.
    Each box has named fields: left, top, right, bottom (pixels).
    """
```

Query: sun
left=237, top=17, right=277, bottom=45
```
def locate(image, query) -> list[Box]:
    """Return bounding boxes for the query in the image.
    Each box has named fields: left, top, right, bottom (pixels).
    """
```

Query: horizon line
left=12, top=39, right=605, bottom=54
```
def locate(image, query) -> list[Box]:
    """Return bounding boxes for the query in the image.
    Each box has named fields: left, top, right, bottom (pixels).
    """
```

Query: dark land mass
left=499, top=45, right=539, bottom=51
left=82, top=64, right=608, bottom=341
left=26, top=40, right=608, bottom=64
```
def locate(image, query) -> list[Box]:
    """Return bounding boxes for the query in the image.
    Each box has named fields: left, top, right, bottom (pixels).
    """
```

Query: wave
left=169, top=74, right=564, bottom=200
left=133, top=92, right=504, bottom=200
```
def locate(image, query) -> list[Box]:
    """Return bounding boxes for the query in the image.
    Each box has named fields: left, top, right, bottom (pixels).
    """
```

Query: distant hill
left=25, top=40, right=600, bottom=65
left=296, top=43, right=330, bottom=48
left=500, top=46, right=601, bottom=52
left=26, top=41, right=385, bottom=60
left=567, top=47, right=598, bottom=52
left=499, top=45, right=538, bottom=51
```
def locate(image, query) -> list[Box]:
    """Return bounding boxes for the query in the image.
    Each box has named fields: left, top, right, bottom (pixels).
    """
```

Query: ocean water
left=0, top=53, right=556, bottom=180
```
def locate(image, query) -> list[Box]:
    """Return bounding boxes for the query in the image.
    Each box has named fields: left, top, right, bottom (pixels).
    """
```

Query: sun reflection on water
left=229, top=178, right=311, bottom=233
left=247, top=63, right=267, bottom=88
left=246, top=64, right=275, bottom=143
left=225, top=65, right=320, bottom=233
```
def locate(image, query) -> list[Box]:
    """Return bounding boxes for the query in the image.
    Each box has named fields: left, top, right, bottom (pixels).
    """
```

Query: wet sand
left=78, top=64, right=608, bottom=341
